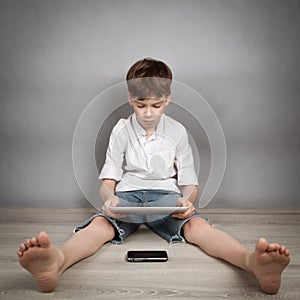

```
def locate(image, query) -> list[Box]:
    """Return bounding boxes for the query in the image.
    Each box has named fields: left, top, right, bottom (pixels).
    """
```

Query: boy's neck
left=145, top=129, right=155, bottom=139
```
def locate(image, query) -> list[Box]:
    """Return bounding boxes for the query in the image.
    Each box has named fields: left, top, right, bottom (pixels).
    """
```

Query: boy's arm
left=171, top=185, right=199, bottom=219
left=172, top=126, right=199, bottom=219
left=179, top=185, right=199, bottom=204
left=99, top=179, right=117, bottom=201
left=99, top=179, right=126, bottom=218
left=98, top=120, right=128, bottom=218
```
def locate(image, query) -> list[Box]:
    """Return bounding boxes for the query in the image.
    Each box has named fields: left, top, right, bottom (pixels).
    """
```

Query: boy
left=17, top=58, right=290, bottom=294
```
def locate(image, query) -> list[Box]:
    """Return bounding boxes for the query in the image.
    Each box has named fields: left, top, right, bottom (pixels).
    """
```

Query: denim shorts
left=74, top=190, right=208, bottom=244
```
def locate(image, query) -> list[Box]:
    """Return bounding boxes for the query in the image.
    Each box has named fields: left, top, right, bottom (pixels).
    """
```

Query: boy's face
left=128, top=93, right=171, bottom=132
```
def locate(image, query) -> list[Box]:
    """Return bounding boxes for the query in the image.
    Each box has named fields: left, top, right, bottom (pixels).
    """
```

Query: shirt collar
left=132, top=113, right=165, bottom=138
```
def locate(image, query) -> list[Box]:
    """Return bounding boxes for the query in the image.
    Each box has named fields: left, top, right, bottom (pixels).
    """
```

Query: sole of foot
left=17, top=231, right=62, bottom=293
left=252, top=238, right=290, bottom=294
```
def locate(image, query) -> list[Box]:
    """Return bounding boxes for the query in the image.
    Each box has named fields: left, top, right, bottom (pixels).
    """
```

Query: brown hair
left=126, top=58, right=172, bottom=99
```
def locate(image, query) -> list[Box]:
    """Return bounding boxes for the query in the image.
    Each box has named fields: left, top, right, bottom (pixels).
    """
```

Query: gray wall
left=1, top=0, right=299, bottom=208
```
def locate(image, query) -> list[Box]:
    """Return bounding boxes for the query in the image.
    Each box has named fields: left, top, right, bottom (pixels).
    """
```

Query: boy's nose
left=145, top=107, right=153, bottom=116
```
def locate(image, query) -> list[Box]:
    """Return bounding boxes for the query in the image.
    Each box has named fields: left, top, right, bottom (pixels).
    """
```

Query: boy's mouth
left=143, top=120, right=156, bottom=127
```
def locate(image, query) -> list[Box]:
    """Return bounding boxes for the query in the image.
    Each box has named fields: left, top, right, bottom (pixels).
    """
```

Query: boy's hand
left=171, top=198, right=195, bottom=219
left=102, top=197, right=127, bottom=219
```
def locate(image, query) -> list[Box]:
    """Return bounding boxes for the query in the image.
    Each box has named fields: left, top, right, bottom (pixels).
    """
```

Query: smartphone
left=127, top=250, right=168, bottom=262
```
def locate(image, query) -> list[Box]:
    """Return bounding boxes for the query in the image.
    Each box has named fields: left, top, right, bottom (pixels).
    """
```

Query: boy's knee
left=183, top=217, right=211, bottom=242
left=89, top=216, right=114, bottom=233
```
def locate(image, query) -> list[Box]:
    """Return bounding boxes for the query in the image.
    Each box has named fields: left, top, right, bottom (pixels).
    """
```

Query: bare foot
left=17, top=231, right=63, bottom=292
left=250, top=238, right=290, bottom=294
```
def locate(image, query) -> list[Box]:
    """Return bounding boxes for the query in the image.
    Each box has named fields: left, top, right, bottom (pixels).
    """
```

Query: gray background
left=1, top=0, right=299, bottom=208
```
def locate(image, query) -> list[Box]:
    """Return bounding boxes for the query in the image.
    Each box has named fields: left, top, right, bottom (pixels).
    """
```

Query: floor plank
left=0, top=208, right=299, bottom=299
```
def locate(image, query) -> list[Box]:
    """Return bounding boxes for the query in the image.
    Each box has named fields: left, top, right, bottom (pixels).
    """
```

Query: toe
left=19, top=243, right=28, bottom=251
left=256, top=238, right=268, bottom=253
left=37, top=231, right=51, bottom=248
left=267, top=243, right=278, bottom=252
left=279, top=245, right=286, bottom=254
left=26, top=239, right=32, bottom=247
left=31, top=237, right=39, bottom=247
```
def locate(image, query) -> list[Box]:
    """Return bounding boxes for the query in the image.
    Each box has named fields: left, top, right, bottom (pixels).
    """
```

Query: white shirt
left=99, top=113, right=198, bottom=193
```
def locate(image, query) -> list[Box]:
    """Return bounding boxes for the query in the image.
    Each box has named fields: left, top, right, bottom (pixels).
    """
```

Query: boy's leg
left=17, top=216, right=115, bottom=293
left=182, top=217, right=290, bottom=295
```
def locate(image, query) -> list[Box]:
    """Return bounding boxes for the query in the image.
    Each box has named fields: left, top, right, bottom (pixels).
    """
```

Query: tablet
left=109, top=206, right=189, bottom=215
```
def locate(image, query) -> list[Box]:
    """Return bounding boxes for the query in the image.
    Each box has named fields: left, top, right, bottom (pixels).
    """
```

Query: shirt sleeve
left=175, top=127, right=198, bottom=186
left=99, top=119, right=127, bottom=181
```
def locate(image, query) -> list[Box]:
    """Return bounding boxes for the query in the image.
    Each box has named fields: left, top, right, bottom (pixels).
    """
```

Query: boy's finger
left=111, top=214, right=126, bottom=219
left=172, top=207, right=195, bottom=219
left=107, top=210, right=127, bottom=219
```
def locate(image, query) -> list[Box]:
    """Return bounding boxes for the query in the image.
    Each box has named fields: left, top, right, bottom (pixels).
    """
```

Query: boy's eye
left=135, top=101, right=163, bottom=108
left=153, top=102, right=164, bottom=108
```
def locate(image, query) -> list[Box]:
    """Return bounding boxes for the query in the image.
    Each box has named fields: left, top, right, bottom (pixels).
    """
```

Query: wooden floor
left=0, top=208, right=299, bottom=300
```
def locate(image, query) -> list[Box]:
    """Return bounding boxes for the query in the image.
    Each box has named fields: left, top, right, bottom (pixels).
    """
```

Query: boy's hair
left=126, top=58, right=172, bottom=99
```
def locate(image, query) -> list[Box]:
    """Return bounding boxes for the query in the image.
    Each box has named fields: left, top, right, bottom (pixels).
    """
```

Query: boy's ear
left=165, top=95, right=171, bottom=106
left=128, top=92, right=134, bottom=106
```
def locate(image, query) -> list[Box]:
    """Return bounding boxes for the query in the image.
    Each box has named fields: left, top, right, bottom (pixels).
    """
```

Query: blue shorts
left=74, top=190, right=208, bottom=244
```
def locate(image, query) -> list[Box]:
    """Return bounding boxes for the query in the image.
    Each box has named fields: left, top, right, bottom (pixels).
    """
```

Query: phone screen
left=127, top=250, right=168, bottom=262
